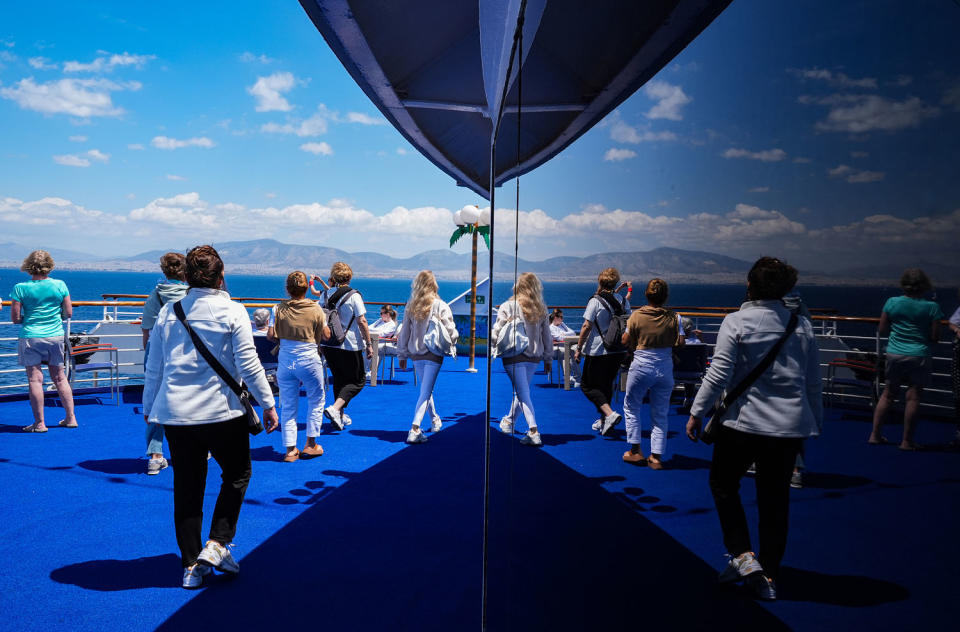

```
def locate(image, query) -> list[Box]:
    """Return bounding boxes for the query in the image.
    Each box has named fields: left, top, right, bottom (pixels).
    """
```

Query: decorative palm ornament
left=450, top=204, right=490, bottom=370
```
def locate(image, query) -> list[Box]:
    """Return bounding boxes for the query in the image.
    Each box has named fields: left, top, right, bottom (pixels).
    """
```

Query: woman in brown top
left=268, top=271, right=330, bottom=462
left=621, top=278, right=683, bottom=469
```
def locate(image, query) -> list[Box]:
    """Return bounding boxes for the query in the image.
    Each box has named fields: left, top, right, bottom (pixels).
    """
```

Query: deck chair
left=253, top=335, right=279, bottom=392
left=673, top=344, right=709, bottom=408
left=69, top=343, right=120, bottom=405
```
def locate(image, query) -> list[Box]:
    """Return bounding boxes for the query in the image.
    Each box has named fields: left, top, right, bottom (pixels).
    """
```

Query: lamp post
left=450, top=204, right=490, bottom=372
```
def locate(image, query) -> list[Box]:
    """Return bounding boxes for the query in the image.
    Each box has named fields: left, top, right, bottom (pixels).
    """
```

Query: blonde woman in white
left=397, top=270, right=459, bottom=444
left=494, top=273, right=553, bottom=446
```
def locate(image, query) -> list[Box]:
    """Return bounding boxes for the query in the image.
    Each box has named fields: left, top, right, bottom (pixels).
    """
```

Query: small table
left=561, top=335, right=579, bottom=390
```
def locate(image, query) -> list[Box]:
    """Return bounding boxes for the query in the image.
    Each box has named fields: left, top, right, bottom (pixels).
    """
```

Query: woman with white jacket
left=143, top=245, right=278, bottom=590
left=397, top=270, right=459, bottom=444
left=493, top=273, right=553, bottom=446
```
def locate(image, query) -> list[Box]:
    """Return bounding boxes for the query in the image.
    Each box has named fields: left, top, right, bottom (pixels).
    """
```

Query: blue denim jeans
left=143, top=338, right=165, bottom=455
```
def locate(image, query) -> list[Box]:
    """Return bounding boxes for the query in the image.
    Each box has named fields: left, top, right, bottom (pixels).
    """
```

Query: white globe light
left=478, top=207, right=491, bottom=226
left=453, top=209, right=466, bottom=226
left=460, top=204, right=480, bottom=225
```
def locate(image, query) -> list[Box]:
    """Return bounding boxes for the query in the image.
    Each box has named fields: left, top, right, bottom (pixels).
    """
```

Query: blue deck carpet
left=0, top=357, right=956, bottom=630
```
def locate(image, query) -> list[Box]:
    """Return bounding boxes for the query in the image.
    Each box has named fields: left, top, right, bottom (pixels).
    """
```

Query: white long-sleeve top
left=396, top=298, right=458, bottom=359
left=143, top=287, right=276, bottom=425
left=492, top=300, right=553, bottom=363
left=690, top=300, right=822, bottom=438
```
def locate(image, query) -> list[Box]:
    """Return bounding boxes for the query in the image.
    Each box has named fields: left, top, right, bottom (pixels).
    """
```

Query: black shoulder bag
left=174, top=301, right=263, bottom=435
left=701, top=310, right=799, bottom=445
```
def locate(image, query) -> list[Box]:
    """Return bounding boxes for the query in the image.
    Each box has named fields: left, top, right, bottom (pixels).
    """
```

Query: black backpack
left=323, top=287, right=360, bottom=346
left=592, top=292, right=628, bottom=353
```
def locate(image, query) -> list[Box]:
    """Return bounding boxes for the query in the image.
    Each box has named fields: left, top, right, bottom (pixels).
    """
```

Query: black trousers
left=708, top=425, right=801, bottom=580
left=324, top=347, right=366, bottom=407
left=165, top=416, right=251, bottom=568
left=580, top=353, right=624, bottom=413
left=952, top=339, right=960, bottom=426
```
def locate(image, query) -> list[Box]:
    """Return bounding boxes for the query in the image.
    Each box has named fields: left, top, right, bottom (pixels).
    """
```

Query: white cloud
left=248, top=71, right=298, bottom=112
left=850, top=151, right=869, bottom=158
left=722, top=147, right=787, bottom=162
left=127, top=143, right=145, bottom=150
left=345, top=111, right=385, bottom=125
left=260, top=104, right=333, bottom=137
left=603, top=148, right=637, bottom=162
left=265, top=192, right=277, bottom=199
left=808, top=209, right=960, bottom=257
left=63, top=52, right=155, bottom=73
left=0, top=77, right=140, bottom=117
left=793, top=157, right=812, bottom=164
left=28, top=56, right=56, bottom=70
left=641, top=80, right=691, bottom=120
left=801, top=94, right=940, bottom=133
left=748, top=186, right=770, bottom=193
left=608, top=112, right=677, bottom=144
left=151, top=136, right=215, bottom=150
left=828, top=164, right=885, bottom=184
left=126, top=193, right=136, bottom=200
left=239, top=52, right=275, bottom=64
left=52, top=149, right=109, bottom=167
left=166, top=174, right=187, bottom=181
left=0, top=197, right=116, bottom=233
left=793, top=67, right=877, bottom=89
left=68, top=135, right=88, bottom=142
left=300, top=142, right=333, bottom=155
left=396, top=147, right=408, bottom=155
left=943, top=83, right=960, bottom=112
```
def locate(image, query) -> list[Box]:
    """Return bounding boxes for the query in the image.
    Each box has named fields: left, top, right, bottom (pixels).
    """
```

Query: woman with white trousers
left=268, top=271, right=330, bottom=462
left=493, top=273, right=553, bottom=446
left=397, top=270, right=459, bottom=444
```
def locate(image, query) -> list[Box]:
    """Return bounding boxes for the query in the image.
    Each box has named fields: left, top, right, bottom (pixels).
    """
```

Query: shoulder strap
left=720, top=310, right=799, bottom=410
left=594, top=292, right=623, bottom=316
left=174, top=301, right=243, bottom=397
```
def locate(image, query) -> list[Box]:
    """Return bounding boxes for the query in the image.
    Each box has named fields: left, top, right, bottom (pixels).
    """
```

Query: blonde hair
left=510, top=272, right=547, bottom=322
left=330, top=261, right=353, bottom=285
left=597, top=267, right=620, bottom=293
left=286, top=270, right=309, bottom=298
left=21, top=250, right=55, bottom=276
left=406, top=270, right=439, bottom=321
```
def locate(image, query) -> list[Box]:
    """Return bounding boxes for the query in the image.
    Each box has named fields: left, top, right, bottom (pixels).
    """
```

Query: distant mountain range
left=0, top=239, right=956, bottom=285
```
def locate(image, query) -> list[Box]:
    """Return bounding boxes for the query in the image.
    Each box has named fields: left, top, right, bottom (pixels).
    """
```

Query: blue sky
left=1, top=0, right=958, bottom=273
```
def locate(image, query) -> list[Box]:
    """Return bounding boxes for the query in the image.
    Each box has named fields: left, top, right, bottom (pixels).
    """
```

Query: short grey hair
left=253, top=308, right=270, bottom=328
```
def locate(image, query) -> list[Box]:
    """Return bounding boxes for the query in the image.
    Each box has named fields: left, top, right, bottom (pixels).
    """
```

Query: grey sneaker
left=146, top=457, right=168, bottom=475
left=520, top=431, right=542, bottom=446
left=748, top=574, right=777, bottom=601
left=406, top=427, right=427, bottom=444
left=197, top=540, right=239, bottom=574
left=591, top=419, right=603, bottom=432
left=600, top=412, right=622, bottom=436
left=342, top=412, right=353, bottom=426
left=182, top=563, right=212, bottom=589
left=430, top=416, right=443, bottom=433
left=746, top=463, right=757, bottom=476
left=324, top=406, right=344, bottom=431
left=499, top=417, right=514, bottom=435
left=718, top=552, right=763, bottom=583
left=790, top=470, right=803, bottom=489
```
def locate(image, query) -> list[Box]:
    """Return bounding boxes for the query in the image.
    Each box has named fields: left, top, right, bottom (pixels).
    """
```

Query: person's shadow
left=51, top=554, right=183, bottom=591
left=776, top=567, right=909, bottom=605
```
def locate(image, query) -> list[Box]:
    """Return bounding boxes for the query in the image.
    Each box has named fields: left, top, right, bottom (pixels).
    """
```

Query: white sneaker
left=197, top=540, right=239, bottom=574
left=430, top=416, right=443, bottom=432
left=406, top=427, right=427, bottom=444
left=182, top=563, right=211, bottom=589
left=749, top=574, right=777, bottom=601
left=717, top=551, right=763, bottom=583
left=146, top=457, right=168, bottom=475
left=600, top=412, right=622, bottom=436
left=591, top=419, right=602, bottom=432
left=499, top=417, right=514, bottom=435
left=790, top=470, right=803, bottom=489
left=746, top=463, right=757, bottom=476
left=342, top=412, right=353, bottom=426
left=324, top=406, right=344, bottom=431
left=520, top=431, right=542, bottom=446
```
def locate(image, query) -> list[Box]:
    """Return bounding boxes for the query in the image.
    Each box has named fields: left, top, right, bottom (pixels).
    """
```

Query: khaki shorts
left=18, top=337, right=66, bottom=367
left=885, top=353, right=932, bottom=388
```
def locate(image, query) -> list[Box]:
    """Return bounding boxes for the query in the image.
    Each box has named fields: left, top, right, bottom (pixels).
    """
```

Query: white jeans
left=412, top=359, right=441, bottom=427
left=503, top=361, right=539, bottom=432
left=277, top=348, right=326, bottom=448
left=623, top=352, right=673, bottom=454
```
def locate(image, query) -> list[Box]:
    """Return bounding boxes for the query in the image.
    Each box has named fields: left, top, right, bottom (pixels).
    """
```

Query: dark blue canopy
left=299, top=0, right=731, bottom=199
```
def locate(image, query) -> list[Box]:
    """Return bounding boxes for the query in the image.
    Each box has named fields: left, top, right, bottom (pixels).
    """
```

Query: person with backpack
left=574, top=267, right=631, bottom=436
left=396, top=270, right=458, bottom=444
left=621, top=278, right=683, bottom=469
left=493, top=273, right=553, bottom=446
left=318, top=262, right=373, bottom=429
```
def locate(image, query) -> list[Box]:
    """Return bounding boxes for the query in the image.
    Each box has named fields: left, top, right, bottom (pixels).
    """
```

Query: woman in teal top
left=869, top=268, right=943, bottom=450
left=10, top=250, right=77, bottom=433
